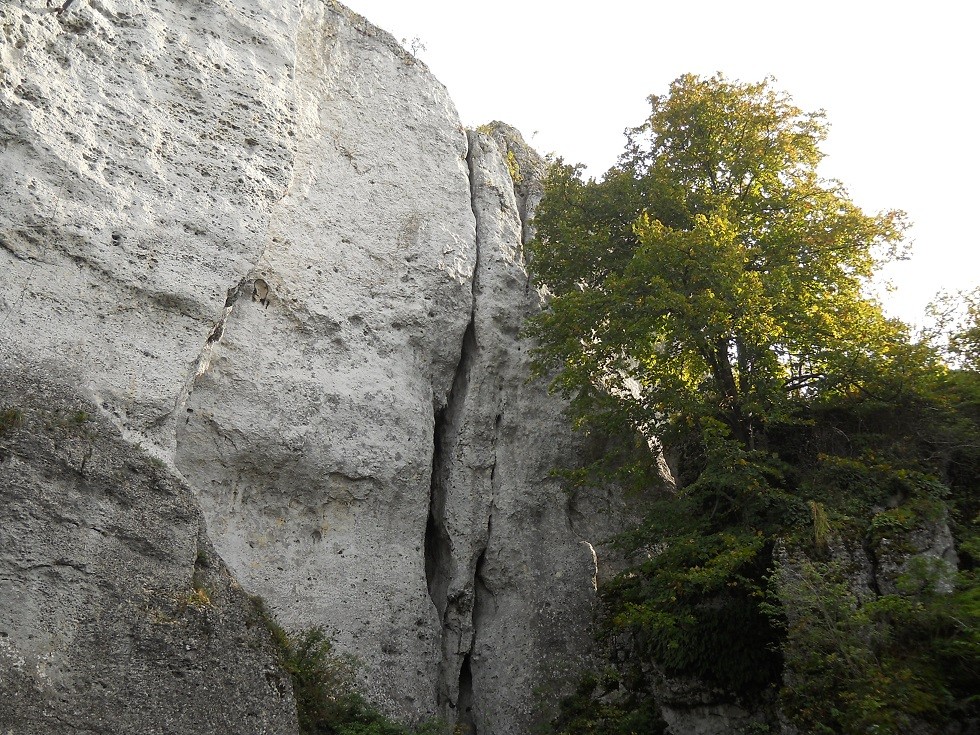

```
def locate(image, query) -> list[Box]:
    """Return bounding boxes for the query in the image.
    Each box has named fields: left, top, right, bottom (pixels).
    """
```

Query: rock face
left=424, top=127, right=636, bottom=733
left=0, top=2, right=632, bottom=733
left=0, top=360, right=298, bottom=734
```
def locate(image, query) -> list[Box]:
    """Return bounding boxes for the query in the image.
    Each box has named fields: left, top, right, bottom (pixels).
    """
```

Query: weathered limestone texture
left=0, top=0, right=303, bottom=451
left=1, top=2, right=631, bottom=732
left=871, top=510, right=957, bottom=595
left=480, top=121, right=547, bottom=246
left=172, top=2, right=475, bottom=718
left=424, top=125, right=643, bottom=734
left=0, top=360, right=298, bottom=734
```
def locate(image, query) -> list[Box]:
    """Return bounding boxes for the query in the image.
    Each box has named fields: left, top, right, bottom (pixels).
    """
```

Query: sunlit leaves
left=539, top=75, right=980, bottom=735
left=527, top=74, right=909, bottom=452
left=926, top=287, right=980, bottom=370
left=527, top=74, right=929, bottom=704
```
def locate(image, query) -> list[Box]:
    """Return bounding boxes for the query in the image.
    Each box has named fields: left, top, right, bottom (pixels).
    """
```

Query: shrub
left=250, top=597, right=441, bottom=735
left=0, top=407, right=23, bottom=437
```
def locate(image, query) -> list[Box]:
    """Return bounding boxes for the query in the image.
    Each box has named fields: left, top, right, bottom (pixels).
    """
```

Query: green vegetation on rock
left=250, top=597, right=443, bottom=735
left=0, top=407, right=23, bottom=437
left=526, top=74, right=980, bottom=734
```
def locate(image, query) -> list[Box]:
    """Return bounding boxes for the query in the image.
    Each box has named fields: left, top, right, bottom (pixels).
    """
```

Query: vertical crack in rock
left=863, top=536, right=883, bottom=596
left=137, top=277, right=251, bottom=451
left=456, top=653, right=476, bottom=734
left=164, top=128, right=301, bottom=448
left=480, top=122, right=546, bottom=252
left=423, top=132, right=502, bottom=731
left=425, top=299, right=480, bottom=716
left=156, top=260, right=274, bottom=454
left=424, top=427, right=450, bottom=617
left=170, top=278, right=249, bottom=427
left=461, top=451, right=497, bottom=735
left=425, top=319, right=475, bottom=620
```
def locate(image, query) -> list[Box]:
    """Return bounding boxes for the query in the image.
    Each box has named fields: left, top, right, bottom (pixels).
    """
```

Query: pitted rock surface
left=0, top=360, right=298, bottom=734
left=0, top=3, right=637, bottom=732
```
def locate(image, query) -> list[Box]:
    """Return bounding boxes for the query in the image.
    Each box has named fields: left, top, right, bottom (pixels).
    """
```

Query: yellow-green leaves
left=533, top=75, right=978, bottom=734
left=528, top=74, right=908, bottom=451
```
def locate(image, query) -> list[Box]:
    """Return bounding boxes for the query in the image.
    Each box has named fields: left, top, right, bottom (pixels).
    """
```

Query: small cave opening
left=457, top=654, right=476, bottom=735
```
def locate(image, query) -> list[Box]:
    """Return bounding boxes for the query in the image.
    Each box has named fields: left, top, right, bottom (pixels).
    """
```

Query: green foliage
left=547, top=369, right=980, bottom=731
left=926, top=287, right=980, bottom=371
left=528, top=73, right=980, bottom=733
left=527, top=73, right=908, bottom=456
left=549, top=671, right=667, bottom=735
left=475, top=123, right=524, bottom=185
left=505, top=150, right=523, bottom=185
left=776, top=557, right=980, bottom=733
left=526, top=71, right=903, bottom=699
left=250, top=598, right=440, bottom=735
left=0, top=406, right=23, bottom=437
left=602, top=437, right=790, bottom=697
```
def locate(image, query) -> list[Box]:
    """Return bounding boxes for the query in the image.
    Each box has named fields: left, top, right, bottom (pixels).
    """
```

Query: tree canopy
left=527, top=73, right=909, bottom=455
left=927, top=287, right=980, bottom=371
left=527, top=75, right=979, bottom=734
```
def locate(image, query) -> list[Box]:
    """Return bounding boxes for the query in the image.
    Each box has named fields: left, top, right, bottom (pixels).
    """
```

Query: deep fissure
left=457, top=654, right=476, bottom=734
left=422, top=132, right=503, bottom=727
left=424, top=318, right=476, bottom=619
left=423, top=411, right=451, bottom=620
left=425, top=313, right=478, bottom=713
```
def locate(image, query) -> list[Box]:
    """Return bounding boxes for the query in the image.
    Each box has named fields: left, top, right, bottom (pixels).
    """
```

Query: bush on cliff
left=251, top=597, right=441, bottom=735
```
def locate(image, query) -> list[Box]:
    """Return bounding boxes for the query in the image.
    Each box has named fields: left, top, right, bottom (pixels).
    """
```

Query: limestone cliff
left=0, top=362, right=299, bottom=733
left=0, top=2, right=634, bottom=732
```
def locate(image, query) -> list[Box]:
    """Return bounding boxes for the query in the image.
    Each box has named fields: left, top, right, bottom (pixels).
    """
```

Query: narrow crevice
left=136, top=277, right=251, bottom=446
left=474, top=512, right=494, bottom=601
left=424, top=319, right=476, bottom=615
left=184, top=278, right=248, bottom=387
left=862, top=535, right=883, bottom=597
left=203, top=279, right=247, bottom=345
left=457, top=505, right=494, bottom=735
left=517, top=197, right=532, bottom=246
left=423, top=433, right=450, bottom=617
left=458, top=421, right=499, bottom=734
left=424, top=130, right=508, bottom=729
left=457, top=654, right=476, bottom=735
left=425, top=317, right=477, bottom=711
left=425, top=129, right=483, bottom=712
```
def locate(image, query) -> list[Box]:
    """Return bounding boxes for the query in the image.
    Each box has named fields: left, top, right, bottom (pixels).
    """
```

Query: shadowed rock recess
left=0, top=2, right=638, bottom=733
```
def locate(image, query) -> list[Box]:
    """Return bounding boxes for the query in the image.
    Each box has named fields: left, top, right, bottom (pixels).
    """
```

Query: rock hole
left=252, top=278, right=270, bottom=308
left=457, top=655, right=476, bottom=735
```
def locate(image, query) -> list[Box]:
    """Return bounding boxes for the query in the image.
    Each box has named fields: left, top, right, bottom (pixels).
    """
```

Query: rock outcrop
left=0, top=2, right=634, bottom=732
left=423, top=126, right=637, bottom=733
left=0, top=360, right=298, bottom=734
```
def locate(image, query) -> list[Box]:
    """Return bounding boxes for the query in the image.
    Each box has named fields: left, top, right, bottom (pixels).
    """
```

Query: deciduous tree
left=528, top=78, right=979, bottom=725
left=527, top=74, right=908, bottom=457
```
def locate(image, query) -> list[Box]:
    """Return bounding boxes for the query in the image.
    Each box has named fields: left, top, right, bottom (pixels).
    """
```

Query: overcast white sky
left=345, top=0, right=978, bottom=327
